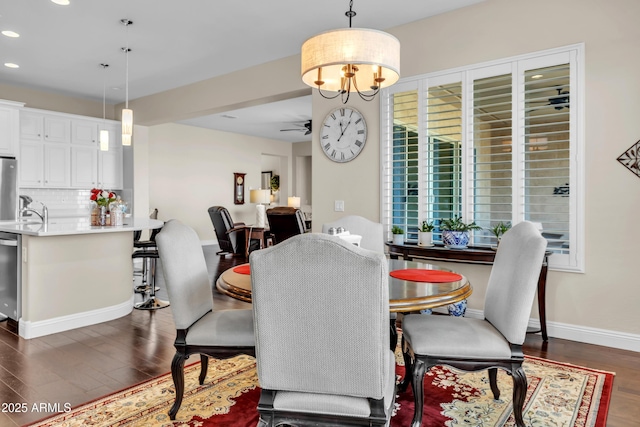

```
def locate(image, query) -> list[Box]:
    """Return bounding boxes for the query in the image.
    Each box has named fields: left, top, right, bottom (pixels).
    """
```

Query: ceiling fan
left=545, top=87, right=570, bottom=110
left=529, top=87, right=570, bottom=110
left=280, top=120, right=312, bottom=135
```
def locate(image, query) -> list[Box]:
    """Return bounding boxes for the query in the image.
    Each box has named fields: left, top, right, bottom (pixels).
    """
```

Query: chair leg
left=199, top=354, right=209, bottom=385
left=389, top=318, right=398, bottom=352
left=511, top=366, right=528, bottom=427
left=168, top=352, right=187, bottom=420
left=410, top=358, right=427, bottom=427
left=488, top=368, right=500, bottom=399
left=398, top=337, right=413, bottom=393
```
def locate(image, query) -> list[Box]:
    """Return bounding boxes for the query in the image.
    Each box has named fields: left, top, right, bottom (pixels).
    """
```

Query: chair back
left=250, top=233, right=390, bottom=399
left=484, top=221, right=547, bottom=345
left=208, top=206, right=235, bottom=253
left=156, top=220, right=214, bottom=329
left=265, top=206, right=306, bottom=243
left=322, top=215, right=384, bottom=253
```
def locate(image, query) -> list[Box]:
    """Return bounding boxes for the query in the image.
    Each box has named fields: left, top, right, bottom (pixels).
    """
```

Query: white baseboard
left=201, top=240, right=218, bottom=247
left=19, top=296, right=134, bottom=339
left=464, top=308, right=640, bottom=352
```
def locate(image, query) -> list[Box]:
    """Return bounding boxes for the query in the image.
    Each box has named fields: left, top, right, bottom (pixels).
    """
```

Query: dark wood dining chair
left=156, top=219, right=255, bottom=420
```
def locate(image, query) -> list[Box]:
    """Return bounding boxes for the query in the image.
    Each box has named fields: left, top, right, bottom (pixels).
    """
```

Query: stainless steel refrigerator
left=0, top=156, right=18, bottom=322
left=0, top=156, right=17, bottom=221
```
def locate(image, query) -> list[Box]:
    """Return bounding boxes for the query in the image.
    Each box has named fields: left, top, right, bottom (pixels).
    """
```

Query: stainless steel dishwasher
left=0, top=232, right=20, bottom=322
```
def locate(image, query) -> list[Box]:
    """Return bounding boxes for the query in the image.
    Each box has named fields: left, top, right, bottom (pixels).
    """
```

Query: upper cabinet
left=20, top=112, right=71, bottom=143
left=0, top=100, right=24, bottom=156
left=18, top=108, right=123, bottom=190
left=72, top=119, right=98, bottom=145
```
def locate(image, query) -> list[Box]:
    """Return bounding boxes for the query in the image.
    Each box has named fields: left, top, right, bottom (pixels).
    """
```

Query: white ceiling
left=0, top=0, right=484, bottom=142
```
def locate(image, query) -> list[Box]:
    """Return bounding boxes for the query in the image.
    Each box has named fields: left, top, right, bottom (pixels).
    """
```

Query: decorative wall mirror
left=261, top=171, right=272, bottom=190
left=234, top=173, right=246, bottom=204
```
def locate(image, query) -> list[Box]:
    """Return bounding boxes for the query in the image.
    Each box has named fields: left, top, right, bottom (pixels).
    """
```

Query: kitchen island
left=0, top=218, right=163, bottom=339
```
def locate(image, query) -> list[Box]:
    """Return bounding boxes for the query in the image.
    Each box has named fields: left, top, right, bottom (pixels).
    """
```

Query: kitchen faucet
left=21, top=201, right=48, bottom=224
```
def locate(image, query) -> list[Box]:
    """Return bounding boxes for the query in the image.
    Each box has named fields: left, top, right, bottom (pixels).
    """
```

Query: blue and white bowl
left=442, top=230, right=470, bottom=249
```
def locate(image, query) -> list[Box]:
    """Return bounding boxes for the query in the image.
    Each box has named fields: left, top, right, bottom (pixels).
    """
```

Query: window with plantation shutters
left=381, top=45, right=584, bottom=272
left=382, top=86, right=420, bottom=241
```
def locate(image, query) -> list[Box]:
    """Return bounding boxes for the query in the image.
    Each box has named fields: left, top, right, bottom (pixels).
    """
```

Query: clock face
left=320, top=107, right=367, bottom=163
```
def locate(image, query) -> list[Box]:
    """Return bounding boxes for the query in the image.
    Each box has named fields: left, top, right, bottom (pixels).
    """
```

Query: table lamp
left=250, top=189, right=271, bottom=227
left=287, top=196, right=301, bottom=208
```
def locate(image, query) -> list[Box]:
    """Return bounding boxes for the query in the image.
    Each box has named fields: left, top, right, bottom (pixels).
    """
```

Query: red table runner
left=232, top=264, right=251, bottom=275
left=389, top=269, right=462, bottom=283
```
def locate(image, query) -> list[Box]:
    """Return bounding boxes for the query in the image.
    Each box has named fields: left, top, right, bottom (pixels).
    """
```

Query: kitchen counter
left=6, top=217, right=163, bottom=339
left=0, top=218, right=163, bottom=236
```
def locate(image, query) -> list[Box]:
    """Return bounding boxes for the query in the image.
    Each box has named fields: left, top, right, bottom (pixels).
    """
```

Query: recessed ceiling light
left=4, top=63, right=19, bottom=69
left=1, top=30, right=20, bottom=38
left=531, top=74, right=543, bottom=79
left=51, top=0, right=70, bottom=5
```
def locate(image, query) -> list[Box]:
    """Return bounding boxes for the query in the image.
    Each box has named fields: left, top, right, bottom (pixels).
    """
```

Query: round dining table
left=215, top=258, right=472, bottom=313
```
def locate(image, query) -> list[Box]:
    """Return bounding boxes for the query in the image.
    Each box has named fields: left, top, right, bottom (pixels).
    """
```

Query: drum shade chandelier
left=301, top=0, right=400, bottom=104
left=121, top=19, right=133, bottom=146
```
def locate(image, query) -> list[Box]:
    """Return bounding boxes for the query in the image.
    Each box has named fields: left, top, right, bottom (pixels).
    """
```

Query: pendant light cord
left=101, top=64, right=108, bottom=122
left=125, top=23, right=129, bottom=109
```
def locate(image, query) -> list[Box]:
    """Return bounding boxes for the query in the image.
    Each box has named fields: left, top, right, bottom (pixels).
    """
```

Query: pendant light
left=121, top=19, right=133, bottom=146
left=301, top=0, right=400, bottom=104
left=99, top=63, right=109, bottom=151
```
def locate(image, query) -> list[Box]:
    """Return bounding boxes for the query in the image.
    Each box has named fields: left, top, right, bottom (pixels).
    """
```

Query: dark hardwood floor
left=0, top=250, right=637, bottom=426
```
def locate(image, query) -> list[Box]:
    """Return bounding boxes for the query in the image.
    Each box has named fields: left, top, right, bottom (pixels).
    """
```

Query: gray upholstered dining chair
left=399, top=221, right=547, bottom=427
left=322, top=214, right=384, bottom=253
left=321, top=215, right=400, bottom=351
left=250, top=233, right=396, bottom=426
left=156, top=219, right=255, bottom=420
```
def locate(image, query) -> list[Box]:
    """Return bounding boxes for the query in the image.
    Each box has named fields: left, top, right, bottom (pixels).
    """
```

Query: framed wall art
left=234, top=173, right=246, bottom=204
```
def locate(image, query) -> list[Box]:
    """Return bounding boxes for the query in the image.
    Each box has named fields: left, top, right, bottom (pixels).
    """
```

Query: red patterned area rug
left=26, top=354, right=613, bottom=427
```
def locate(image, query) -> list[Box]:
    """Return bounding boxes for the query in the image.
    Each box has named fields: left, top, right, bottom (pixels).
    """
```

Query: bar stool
left=132, top=249, right=169, bottom=310
left=132, top=209, right=169, bottom=310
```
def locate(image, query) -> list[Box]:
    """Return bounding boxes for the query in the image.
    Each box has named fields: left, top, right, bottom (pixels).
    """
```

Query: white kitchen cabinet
left=19, top=141, right=44, bottom=187
left=0, top=101, right=22, bottom=156
left=18, top=108, right=122, bottom=189
left=71, top=145, right=98, bottom=188
left=20, top=112, right=44, bottom=141
left=20, top=142, right=70, bottom=188
left=72, top=120, right=98, bottom=145
left=99, top=148, right=123, bottom=189
left=43, top=143, right=70, bottom=187
left=98, top=123, right=123, bottom=189
left=21, top=112, right=70, bottom=143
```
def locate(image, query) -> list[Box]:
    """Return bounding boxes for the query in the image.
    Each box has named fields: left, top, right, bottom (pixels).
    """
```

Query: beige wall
left=147, top=123, right=292, bottom=241
left=0, top=83, right=117, bottom=119
left=309, top=0, right=640, bottom=336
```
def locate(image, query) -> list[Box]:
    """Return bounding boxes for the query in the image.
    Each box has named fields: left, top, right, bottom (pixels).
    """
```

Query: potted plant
left=391, top=226, right=405, bottom=245
left=489, top=221, right=511, bottom=248
left=418, top=220, right=434, bottom=247
left=270, top=175, right=280, bottom=204
left=439, top=216, right=481, bottom=249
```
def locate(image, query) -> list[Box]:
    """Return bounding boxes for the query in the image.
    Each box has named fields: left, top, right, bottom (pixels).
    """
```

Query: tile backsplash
left=19, top=188, right=132, bottom=220
left=19, top=188, right=94, bottom=219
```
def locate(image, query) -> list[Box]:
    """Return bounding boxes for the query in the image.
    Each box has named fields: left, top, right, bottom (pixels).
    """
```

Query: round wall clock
left=320, top=107, right=367, bottom=163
